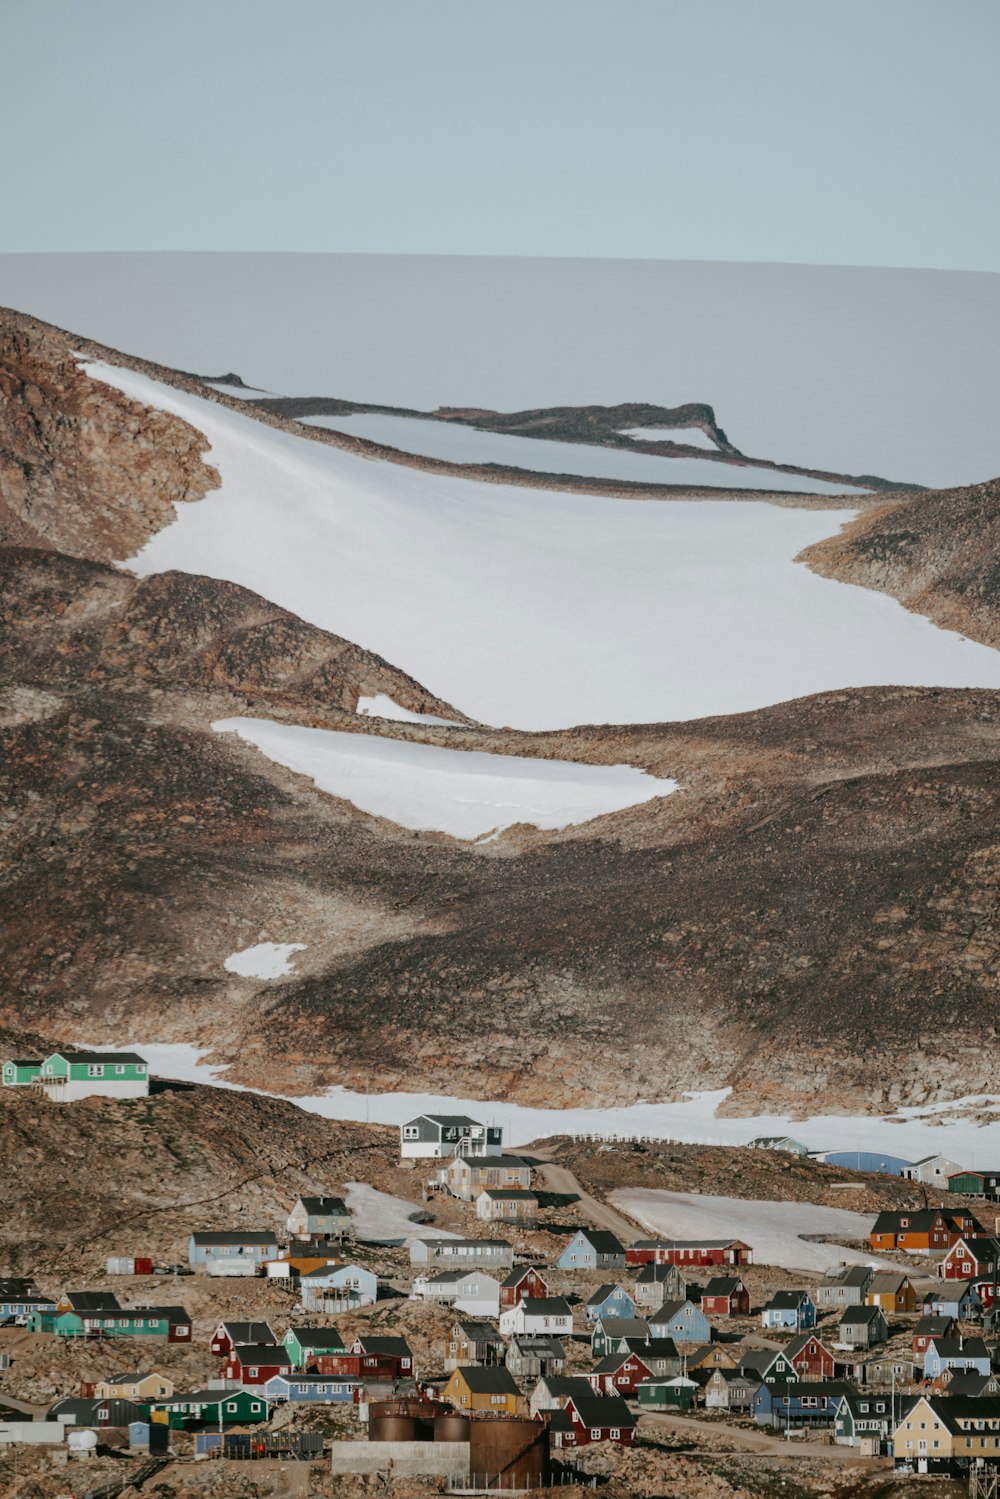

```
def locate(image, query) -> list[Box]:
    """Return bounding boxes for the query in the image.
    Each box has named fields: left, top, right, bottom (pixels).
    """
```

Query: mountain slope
left=802, top=475, right=1000, bottom=650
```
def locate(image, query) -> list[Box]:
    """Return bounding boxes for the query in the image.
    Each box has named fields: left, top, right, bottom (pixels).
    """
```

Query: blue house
left=300, top=1263, right=378, bottom=1312
left=584, top=1284, right=636, bottom=1325
left=264, top=1374, right=359, bottom=1404
left=557, top=1230, right=626, bottom=1272
left=0, top=1280, right=57, bottom=1323
left=922, top=1284, right=982, bottom=1322
left=752, top=1380, right=853, bottom=1428
left=760, top=1290, right=816, bottom=1331
left=923, top=1337, right=992, bottom=1381
left=188, top=1231, right=278, bottom=1269
left=648, top=1299, right=711, bottom=1345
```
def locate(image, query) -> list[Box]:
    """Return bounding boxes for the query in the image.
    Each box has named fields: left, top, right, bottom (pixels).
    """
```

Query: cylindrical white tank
left=68, top=1428, right=99, bottom=1451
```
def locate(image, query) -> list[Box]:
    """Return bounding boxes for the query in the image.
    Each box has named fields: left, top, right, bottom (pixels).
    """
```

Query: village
left=4, top=1053, right=1000, bottom=1498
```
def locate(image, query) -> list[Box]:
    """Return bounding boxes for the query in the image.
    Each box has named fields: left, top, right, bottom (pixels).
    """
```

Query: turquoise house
left=1, top=1059, right=41, bottom=1087
left=38, top=1050, right=149, bottom=1102
left=150, top=1389, right=268, bottom=1428
left=282, top=1325, right=347, bottom=1368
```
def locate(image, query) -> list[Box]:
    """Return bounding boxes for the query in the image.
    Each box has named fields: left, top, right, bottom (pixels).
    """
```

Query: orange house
left=869, top=1209, right=980, bottom=1255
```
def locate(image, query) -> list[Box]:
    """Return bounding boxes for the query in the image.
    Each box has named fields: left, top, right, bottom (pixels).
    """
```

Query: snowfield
left=131, top=1044, right=1000, bottom=1164
left=618, top=425, right=721, bottom=449
left=355, top=694, right=458, bottom=726
left=82, top=361, right=1000, bottom=730
left=609, top=1188, right=891, bottom=1272
left=297, top=410, right=860, bottom=494
left=212, top=717, right=678, bottom=838
left=342, top=1182, right=453, bottom=1247
left=223, top=941, right=306, bottom=979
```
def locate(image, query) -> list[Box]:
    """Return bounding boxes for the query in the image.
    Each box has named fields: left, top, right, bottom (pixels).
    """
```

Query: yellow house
left=866, top=1272, right=917, bottom=1315
left=443, top=1366, right=523, bottom=1416
left=94, top=1371, right=175, bottom=1401
left=893, top=1395, right=1000, bottom=1467
left=687, top=1344, right=739, bottom=1373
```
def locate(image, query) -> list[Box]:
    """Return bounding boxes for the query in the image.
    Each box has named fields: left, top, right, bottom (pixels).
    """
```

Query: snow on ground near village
left=83, top=362, right=1000, bottom=730
left=618, top=426, right=721, bottom=449
left=609, top=1189, right=893, bottom=1273
left=297, top=411, right=860, bottom=494
left=133, top=1045, right=1000, bottom=1169
left=223, top=941, right=306, bottom=979
left=342, top=1183, right=453, bottom=1247
left=355, top=694, right=458, bottom=727
left=212, top=717, right=678, bottom=839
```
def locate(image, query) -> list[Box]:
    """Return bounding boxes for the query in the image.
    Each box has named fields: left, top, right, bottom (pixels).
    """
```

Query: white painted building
left=36, top=1050, right=149, bottom=1103
left=499, top=1298, right=574, bottom=1338
left=411, top=1270, right=501, bottom=1318
left=399, top=1114, right=503, bottom=1160
left=900, top=1155, right=966, bottom=1186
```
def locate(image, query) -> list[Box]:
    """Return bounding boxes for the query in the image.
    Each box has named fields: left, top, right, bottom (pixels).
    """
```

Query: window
left=137, top=1064, right=146, bottom=1074
left=116, top=1065, right=125, bottom=1074
left=88, top=1064, right=104, bottom=1078
left=591, top=1429, right=601, bottom=1439
left=610, top=1428, right=620, bottom=1439
left=249, top=1368, right=258, bottom=1378
left=226, top=1402, right=237, bottom=1413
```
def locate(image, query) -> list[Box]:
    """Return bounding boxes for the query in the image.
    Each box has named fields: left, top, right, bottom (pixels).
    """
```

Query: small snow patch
left=224, top=941, right=306, bottom=979
left=619, top=425, right=720, bottom=450
left=356, top=694, right=457, bottom=727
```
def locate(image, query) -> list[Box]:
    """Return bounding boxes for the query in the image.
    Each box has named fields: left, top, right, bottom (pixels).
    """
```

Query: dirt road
left=641, top=1410, right=887, bottom=1465
left=531, top=1150, right=640, bottom=1240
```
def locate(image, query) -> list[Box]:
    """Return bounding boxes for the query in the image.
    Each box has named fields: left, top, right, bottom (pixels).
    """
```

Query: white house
left=900, top=1155, right=965, bottom=1186
left=412, top=1270, right=502, bottom=1318
left=299, top=1264, right=377, bottom=1313
left=499, top=1298, right=574, bottom=1338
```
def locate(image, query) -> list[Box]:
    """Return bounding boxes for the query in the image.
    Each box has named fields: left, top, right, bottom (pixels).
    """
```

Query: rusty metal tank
left=369, top=1414, right=420, bottom=1442
left=434, top=1413, right=472, bottom=1443
left=468, top=1417, right=550, bottom=1489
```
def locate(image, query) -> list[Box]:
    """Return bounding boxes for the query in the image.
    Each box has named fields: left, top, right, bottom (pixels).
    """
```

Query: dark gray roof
left=702, top=1276, right=743, bottom=1296
left=501, top=1265, right=547, bottom=1288
left=840, top=1305, right=885, bottom=1325
left=562, top=1391, right=636, bottom=1429
left=65, top=1292, right=122, bottom=1312
left=455, top=1321, right=503, bottom=1343
left=573, top=1229, right=625, bottom=1254
left=297, top=1196, right=349, bottom=1215
left=218, top=1321, right=276, bottom=1343
left=230, top=1345, right=291, bottom=1365
left=287, top=1326, right=343, bottom=1347
left=518, top=1298, right=571, bottom=1316
left=58, top=1050, right=146, bottom=1064
left=450, top=1366, right=520, bottom=1394
left=765, top=1290, right=812, bottom=1311
left=596, top=1316, right=649, bottom=1339
left=585, top=1283, right=628, bottom=1307
left=354, top=1336, right=412, bottom=1356
left=510, top=1334, right=565, bottom=1356
left=421, top=1114, right=482, bottom=1127
left=191, top=1230, right=277, bottom=1245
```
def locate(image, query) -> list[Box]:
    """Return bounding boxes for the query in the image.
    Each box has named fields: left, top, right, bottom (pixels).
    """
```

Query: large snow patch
left=224, top=941, right=306, bottom=979
left=212, top=717, right=678, bottom=838
left=610, top=1188, right=891, bottom=1272
left=83, top=362, right=1000, bottom=730
left=298, top=411, right=855, bottom=493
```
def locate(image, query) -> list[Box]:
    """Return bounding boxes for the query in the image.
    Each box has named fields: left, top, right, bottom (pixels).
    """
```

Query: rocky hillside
left=802, top=474, right=1000, bottom=648
left=1, top=306, right=999, bottom=1118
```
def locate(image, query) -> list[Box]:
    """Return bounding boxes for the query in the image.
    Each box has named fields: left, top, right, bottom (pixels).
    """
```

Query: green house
left=38, top=1050, right=149, bottom=1102
left=28, top=1309, right=171, bottom=1339
left=150, top=1388, right=268, bottom=1428
left=1, top=1059, right=42, bottom=1087
left=282, top=1325, right=346, bottom=1368
left=637, top=1377, right=697, bottom=1410
left=948, top=1170, right=1000, bottom=1200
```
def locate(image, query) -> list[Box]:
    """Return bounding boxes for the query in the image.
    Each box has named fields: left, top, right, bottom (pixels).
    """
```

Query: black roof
left=562, top=1390, right=636, bottom=1428
left=298, top=1196, right=349, bottom=1214
left=230, top=1345, right=290, bottom=1365
left=452, top=1366, right=520, bottom=1394
left=191, top=1230, right=277, bottom=1245
left=288, top=1326, right=343, bottom=1347
left=58, top=1050, right=147, bottom=1064
left=574, top=1229, right=625, bottom=1254
left=502, top=1265, right=547, bottom=1288
left=218, top=1320, right=276, bottom=1343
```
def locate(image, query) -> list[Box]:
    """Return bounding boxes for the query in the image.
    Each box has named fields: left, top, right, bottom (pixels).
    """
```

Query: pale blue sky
left=3, top=0, right=998, bottom=270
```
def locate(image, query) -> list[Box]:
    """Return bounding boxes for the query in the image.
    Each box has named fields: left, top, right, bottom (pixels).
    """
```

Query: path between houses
left=529, top=1151, right=640, bottom=1241
left=0, top=1391, right=48, bottom=1418
left=640, top=1411, right=887, bottom=1465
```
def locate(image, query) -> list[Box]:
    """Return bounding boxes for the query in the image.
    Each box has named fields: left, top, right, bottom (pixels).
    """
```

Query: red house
left=625, top=1239, right=752, bottom=1269
left=700, top=1277, right=750, bottom=1316
left=222, top=1344, right=291, bottom=1385
left=912, top=1316, right=957, bottom=1355
left=784, top=1332, right=837, bottom=1380
left=209, top=1320, right=276, bottom=1357
left=586, top=1350, right=653, bottom=1396
left=312, top=1335, right=413, bottom=1382
left=549, top=1392, right=637, bottom=1448
left=941, top=1237, right=1000, bottom=1281
left=500, top=1266, right=549, bottom=1309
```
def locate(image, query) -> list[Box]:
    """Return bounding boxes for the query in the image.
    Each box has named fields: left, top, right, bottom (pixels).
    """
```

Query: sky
left=4, top=0, right=1000, bottom=271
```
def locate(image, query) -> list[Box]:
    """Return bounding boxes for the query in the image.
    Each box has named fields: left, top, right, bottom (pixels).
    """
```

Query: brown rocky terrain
left=1, top=305, right=1000, bottom=1118
left=802, top=474, right=1000, bottom=648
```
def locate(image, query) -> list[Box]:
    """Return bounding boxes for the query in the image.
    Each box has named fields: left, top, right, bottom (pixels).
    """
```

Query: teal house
left=37, top=1050, right=149, bottom=1102
left=2, top=1059, right=41, bottom=1087
left=28, top=1308, right=172, bottom=1339
left=636, top=1376, right=698, bottom=1411
left=282, top=1325, right=346, bottom=1368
